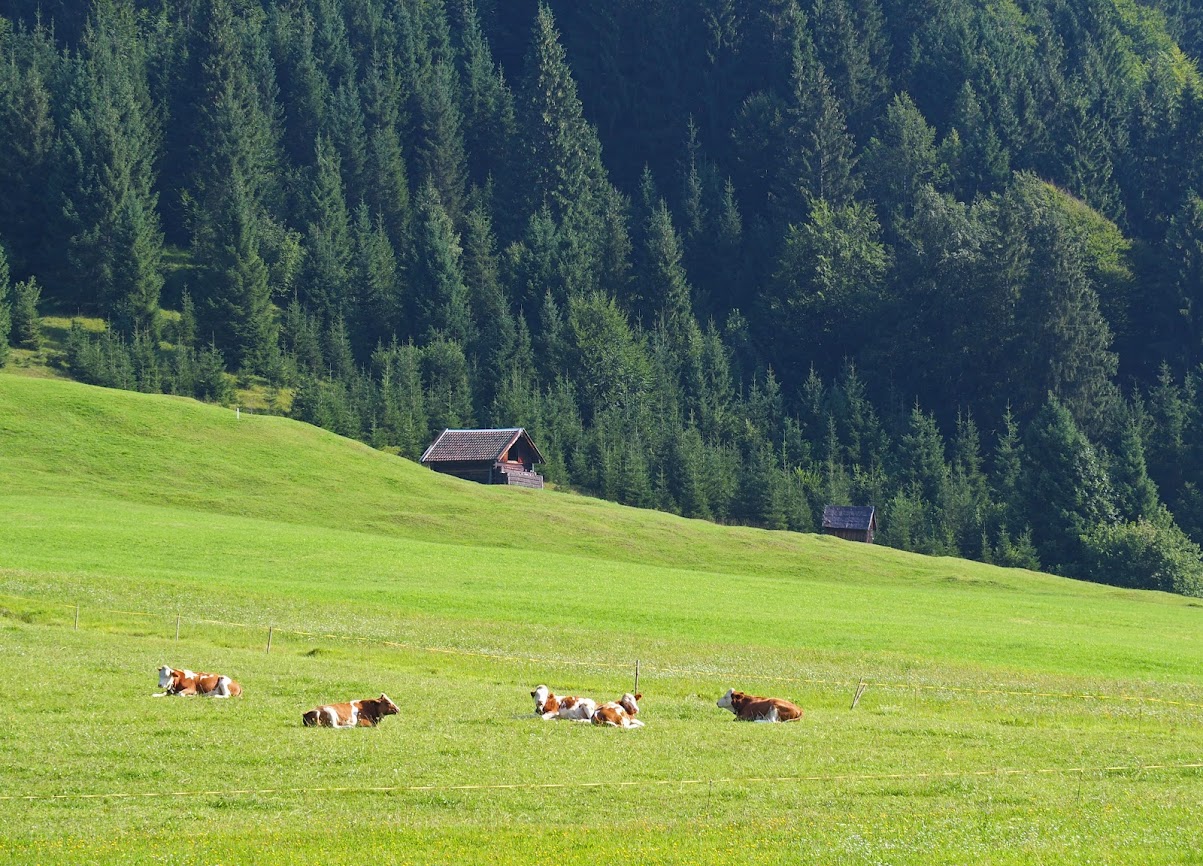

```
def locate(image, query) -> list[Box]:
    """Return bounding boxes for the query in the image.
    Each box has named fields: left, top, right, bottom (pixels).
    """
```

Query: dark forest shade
left=822, top=505, right=877, bottom=543
left=420, top=428, right=545, bottom=488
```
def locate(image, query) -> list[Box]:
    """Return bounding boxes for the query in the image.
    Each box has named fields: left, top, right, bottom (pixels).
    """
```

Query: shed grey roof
left=822, top=505, right=876, bottom=531
left=420, top=428, right=545, bottom=464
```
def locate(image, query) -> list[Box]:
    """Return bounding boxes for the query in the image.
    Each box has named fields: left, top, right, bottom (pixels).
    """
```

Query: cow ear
left=635, top=693, right=642, bottom=701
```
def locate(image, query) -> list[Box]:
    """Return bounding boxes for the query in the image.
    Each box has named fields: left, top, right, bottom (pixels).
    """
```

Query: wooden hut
left=419, top=428, right=546, bottom=489
left=822, top=505, right=877, bottom=543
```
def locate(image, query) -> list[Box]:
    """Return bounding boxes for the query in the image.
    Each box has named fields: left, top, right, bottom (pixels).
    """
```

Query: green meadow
left=0, top=374, right=1201, bottom=864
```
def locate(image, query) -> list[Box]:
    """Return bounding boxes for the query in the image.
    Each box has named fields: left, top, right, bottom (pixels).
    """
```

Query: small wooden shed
left=822, top=505, right=877, bottom=543
left=419, top=428, right=545, bottom=489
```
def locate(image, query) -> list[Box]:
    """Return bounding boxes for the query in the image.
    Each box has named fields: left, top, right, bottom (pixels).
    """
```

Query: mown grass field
left=1, top=374, right=1201, bottom=864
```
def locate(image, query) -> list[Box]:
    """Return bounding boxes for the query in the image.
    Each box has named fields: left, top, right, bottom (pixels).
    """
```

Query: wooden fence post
left=634, top=659, right=640, bottom=695
left=175, top=614, right=181, bottom=642
left=74, top=603, right=80, bottom=631
left=266, top=625, right=274, bottom=654
left=851, top=679, right=868, bottom=710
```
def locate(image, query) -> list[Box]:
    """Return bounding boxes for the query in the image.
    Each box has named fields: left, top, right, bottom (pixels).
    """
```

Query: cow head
left=531, top=684, right=550, bottom=714
left=377, top=694, right=399, bottom=716
left=716, top=688, right=737, bottom=713
left=620, top=692, right=642, bottom=716
left=158, top=665, right=176, bottom=689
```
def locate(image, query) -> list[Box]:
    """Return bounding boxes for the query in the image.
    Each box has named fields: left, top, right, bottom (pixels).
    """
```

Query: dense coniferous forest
left=3, top=0, right=1203, bottom=595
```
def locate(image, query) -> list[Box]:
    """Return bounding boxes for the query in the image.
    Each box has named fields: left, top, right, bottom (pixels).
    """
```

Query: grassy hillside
left=1, top=374, right=1201, bottom=864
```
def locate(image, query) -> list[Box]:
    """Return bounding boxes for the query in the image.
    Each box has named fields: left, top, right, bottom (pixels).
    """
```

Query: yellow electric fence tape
left=2, top=763, right=1200, bottom=803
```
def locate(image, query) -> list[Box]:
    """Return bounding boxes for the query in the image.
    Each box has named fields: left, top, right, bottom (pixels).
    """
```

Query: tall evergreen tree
left=949, top=82, right=1010, bottom=199
left=57, top=4, right=164, bottom=334
left=1021, top=396, right=1118, bottom=573
left=0, top=49, right=56, bottom=279
left=810, top=0, right=889, bottom=137
left=410, top=178, right=473, bottom=344
left=299, top=136, right=353, bottom=320
left=516, top=4, right=607, bottom=227
left=414, top=53, right=468, bottom=225
left=0, top=242, right=11, bottom=367
left=1164, top=194, right=1203, bottom=369
left=460, top=202, right=515, bottom=403
left=360, top=53, right=414, bottom=248
left=350, top=203, right=401, bottom=359
left=791, top=67, right=861, bottom=209
left=197, top=178, right=277, bottom=372
left=456, top=0, right=517, bottom=190
left=186, top=0, right=281, bottom=228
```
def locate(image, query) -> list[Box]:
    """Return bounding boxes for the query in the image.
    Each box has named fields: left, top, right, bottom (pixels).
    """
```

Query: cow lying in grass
left=154, top=665, right=242, bottom=698
left=716, top=688, right=803, bottom=722
left=301, top=694, right=399, bottom=728
left=531, top=684, right=596, bottom=721
left=591, top=692, right=643, bottom=728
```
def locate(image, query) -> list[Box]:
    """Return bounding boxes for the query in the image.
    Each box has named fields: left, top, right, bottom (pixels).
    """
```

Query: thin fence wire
left=2, top=762, right=1200, bottom=803
left=2, top=591, right=1202, bottom=712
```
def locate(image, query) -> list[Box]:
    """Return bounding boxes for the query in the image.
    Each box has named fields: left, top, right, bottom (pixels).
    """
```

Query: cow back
left=732, top=692, right=803, bottom=722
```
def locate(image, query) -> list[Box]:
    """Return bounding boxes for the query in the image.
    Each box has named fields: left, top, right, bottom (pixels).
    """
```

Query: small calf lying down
left=302, top=694, right=399, bottom=728
left=716, top=688, right=803, bottom=722
left=591, top=692, right=644, bottom=728
left=531, top=684, right=596, bottom=721
left=154, top=665, right=242, bottom=698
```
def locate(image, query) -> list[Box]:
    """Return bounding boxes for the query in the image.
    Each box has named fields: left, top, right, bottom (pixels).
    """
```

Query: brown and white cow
left=301, top=694, right=399, bottom=728
left=716, top=688, right=803, bottom=722
left=530, top=684, right=597, bottom=721
left=154, top=665, right=242, bottom=698
left=591, top=692, right=644, bottom=728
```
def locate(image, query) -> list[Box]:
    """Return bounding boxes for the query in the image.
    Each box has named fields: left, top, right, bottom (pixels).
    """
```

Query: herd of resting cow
left=153, top=664, right=805, bottom=727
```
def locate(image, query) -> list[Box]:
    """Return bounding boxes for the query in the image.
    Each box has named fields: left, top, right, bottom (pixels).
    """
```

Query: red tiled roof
left=420, top=428, right=543, bottom=464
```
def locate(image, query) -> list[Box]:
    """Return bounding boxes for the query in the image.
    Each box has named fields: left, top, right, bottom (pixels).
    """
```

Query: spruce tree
left=373, top=339, right=428, bottom=458
left=1164, top=194, right=1203, bottom=367
left=411, top=179, right=473, bottom=345
left=1021, top=396, right=1119, bottom=574
left=299, top=136, right=353, bottom=321
left=456, top=0, right=517, bottom=191
left=326, top=78, right=370, bottom=205
left=516, top=4, right=604, bottom=225
left=422, top=336, right=475, bottom=435
left=361, top=54, right=413, bottom=248
left=187, top=0, right=280, bottom=229
left=11, top=276, right=43, bottom=351
left=461, top=203, right=515, bottom=403
left=949, top=82, right=1010, bottom=198
left=897, top=403, right=950, bottom=536
left=0, top=243, right=10, bottom=367
left=350, top=203, right=402, bottom=360
left=57, top=4, right=164, bottom=333
left=198, top=179, right=277, bottom=372
left=1110, top=412, right=1162, bottom=524
left=0, top=56, right=55, bottom=280
left=810, top=0, right=889, bottom=137
left=1012, top=180, right=1119, bottom=430
left=640, top=199, right=705, bottom=414
left=414, top=55, right=468, bottom=225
